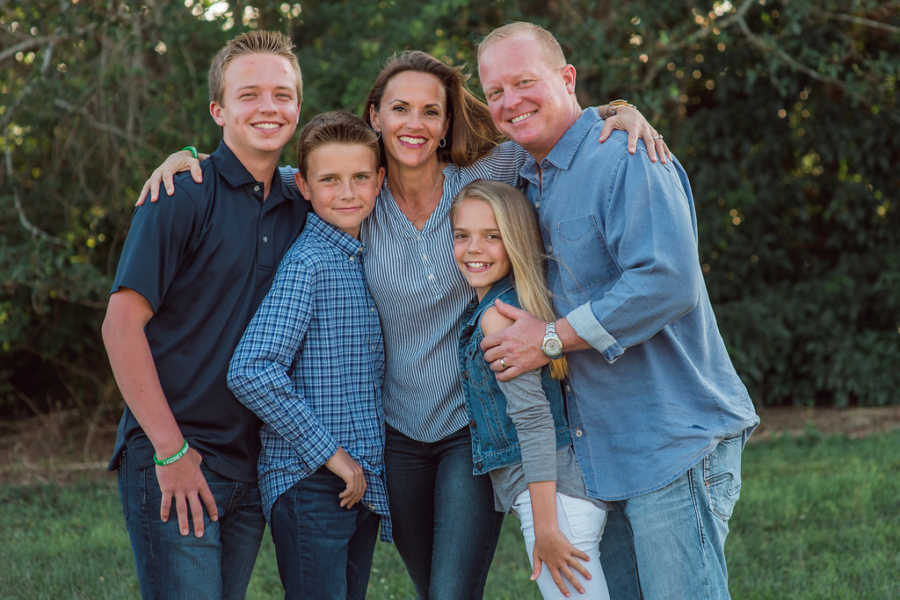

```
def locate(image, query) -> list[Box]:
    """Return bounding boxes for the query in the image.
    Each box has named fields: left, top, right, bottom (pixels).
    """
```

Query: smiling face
left=452, top=196, right=511, bottom=300
left=478, top=34, right=579, bottom=162
left=295, top=142, right=384, bottom=238
left=210, top=52, right=301, bottom=165
left=368, top=70, right=450, bottom=171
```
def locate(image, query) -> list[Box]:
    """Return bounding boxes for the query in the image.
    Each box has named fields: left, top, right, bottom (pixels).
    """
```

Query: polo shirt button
left=548, top=245, right=553, bottom=253
left=253, top=184, right=261, bottom=193
left=349, top=256, right=355, bottom=262
left=575, top=429, right=583, bottom=438
left=428, top=273, right=435, bottom=280
left=566, top=384, right=572, bottom=393
left=262, top=235, right=268, bottom=243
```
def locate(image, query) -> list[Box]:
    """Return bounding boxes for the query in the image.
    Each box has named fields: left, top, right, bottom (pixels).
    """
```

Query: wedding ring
left=500, top=358, right=507, bottom=370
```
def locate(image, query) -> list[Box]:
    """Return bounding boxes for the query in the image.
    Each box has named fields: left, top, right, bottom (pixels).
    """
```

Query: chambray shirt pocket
left=549, top=215, right=618, bottom=303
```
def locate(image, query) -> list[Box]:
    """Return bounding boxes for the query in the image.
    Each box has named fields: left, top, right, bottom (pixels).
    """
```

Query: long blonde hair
left=451, top=180, right=568, bottom=379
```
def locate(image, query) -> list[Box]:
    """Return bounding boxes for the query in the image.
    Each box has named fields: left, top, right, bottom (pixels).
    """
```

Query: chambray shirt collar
left=304, top=212, right=366, bottom=258
left=462, top=274, right=515, bottom=330
left=208, top=140, right=290, bottom=206
left=520, top=109, right=599, bottom=185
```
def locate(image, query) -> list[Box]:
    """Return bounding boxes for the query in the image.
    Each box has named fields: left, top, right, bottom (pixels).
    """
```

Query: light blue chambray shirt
left=520, top=109, right=759, bottom=500
left=227, top=214, right=390, bottom=536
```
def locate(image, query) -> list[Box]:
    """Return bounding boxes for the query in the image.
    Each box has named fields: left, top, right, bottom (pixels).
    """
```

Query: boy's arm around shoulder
left=101, top=288, right=217, bottom=537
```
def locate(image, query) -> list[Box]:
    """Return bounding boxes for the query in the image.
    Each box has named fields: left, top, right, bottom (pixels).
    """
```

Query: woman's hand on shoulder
left=597, top=104, right=671, bottom=164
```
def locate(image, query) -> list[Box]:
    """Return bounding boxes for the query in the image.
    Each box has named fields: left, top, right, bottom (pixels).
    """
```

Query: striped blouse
left=360, top=141, right=529, bottom=441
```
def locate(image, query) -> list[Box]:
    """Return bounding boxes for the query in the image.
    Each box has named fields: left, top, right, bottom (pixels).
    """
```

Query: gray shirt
left=489, top=370, right=609, bottom=513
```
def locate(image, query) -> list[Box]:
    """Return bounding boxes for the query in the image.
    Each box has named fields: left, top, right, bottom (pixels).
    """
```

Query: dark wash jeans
left=269, top=469, right=380, bottom=600
left=116, top=448, right=265, bottom=600
left=385, top=425, right=504, bottom=600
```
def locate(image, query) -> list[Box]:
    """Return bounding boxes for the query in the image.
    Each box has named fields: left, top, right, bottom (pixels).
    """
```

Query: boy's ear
left=376, top=166, right=385, bottom=190
left=294, top=171, right=310, bottom=199
left=209, top=101, right=225, bottom=127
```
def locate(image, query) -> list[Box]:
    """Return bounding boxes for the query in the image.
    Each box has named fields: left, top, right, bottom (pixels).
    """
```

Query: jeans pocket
left=703, top=436, right=743, bottom=522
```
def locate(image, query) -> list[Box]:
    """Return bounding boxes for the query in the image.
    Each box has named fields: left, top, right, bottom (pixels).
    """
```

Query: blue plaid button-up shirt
left=228, top=213, right=390, bottom=537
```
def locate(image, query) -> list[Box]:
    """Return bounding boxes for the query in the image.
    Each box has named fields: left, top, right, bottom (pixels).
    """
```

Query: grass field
left=1, top=430, right=897, bottom=599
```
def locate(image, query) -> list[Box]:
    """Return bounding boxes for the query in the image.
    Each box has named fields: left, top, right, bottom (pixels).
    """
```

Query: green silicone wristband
left=153, top=440, right=189, bottom=466
left=180, top=145, right=199, bottom=159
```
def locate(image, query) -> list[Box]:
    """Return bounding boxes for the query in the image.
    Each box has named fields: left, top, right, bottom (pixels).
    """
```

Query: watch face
left=543, top=338, right=563, bottom=358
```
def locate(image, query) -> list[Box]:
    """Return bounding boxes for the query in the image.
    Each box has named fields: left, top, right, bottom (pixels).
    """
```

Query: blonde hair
left=451, top=180, right=568, bottom=379
left=477, top=21, right=567, bottom=69
left=364, top=50, right=503, bottom=169
left=208, top=30, right=303, bottom=105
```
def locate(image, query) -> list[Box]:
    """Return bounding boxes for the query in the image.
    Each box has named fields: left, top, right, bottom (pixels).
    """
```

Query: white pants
left=511, top=490, right=610, bottom=600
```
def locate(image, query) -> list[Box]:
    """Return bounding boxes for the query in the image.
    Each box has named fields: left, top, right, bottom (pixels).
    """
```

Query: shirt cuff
left=298, top=431, right=339, bottom=474
left=566, top=303, right=624, bottom=363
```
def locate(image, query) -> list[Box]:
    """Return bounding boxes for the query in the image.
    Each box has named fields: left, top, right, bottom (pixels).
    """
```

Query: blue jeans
left=117, top=448, right=266, bottom=600
left=269, top=469, right=381, bottom=600
left=598, top=431, right=747, bottom=599
left=385, top=425, right=504, bottom=600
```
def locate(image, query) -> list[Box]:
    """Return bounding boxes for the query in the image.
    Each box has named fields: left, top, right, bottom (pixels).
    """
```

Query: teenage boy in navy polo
left=101, top=31, right=307, bottom=599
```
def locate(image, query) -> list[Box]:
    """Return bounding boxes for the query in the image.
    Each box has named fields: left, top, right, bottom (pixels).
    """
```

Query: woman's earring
left=374, top=129, right=382, bottom=141
left=439, top=137, right=447, bottom=148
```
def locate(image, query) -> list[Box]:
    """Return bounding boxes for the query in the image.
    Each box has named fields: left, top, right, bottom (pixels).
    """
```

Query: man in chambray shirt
left=477, top=22, right=759, bottom=600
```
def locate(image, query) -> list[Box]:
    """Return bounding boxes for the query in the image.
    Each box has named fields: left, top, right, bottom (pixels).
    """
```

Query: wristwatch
left=541, top=322, right=564, bottom=359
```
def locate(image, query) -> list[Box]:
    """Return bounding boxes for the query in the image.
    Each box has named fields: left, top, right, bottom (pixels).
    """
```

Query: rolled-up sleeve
left=566, top=152, right=703, bottom=362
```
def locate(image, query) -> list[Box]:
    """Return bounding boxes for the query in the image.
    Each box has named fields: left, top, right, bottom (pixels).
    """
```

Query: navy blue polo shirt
left=109, top=140, right=309, bottom=482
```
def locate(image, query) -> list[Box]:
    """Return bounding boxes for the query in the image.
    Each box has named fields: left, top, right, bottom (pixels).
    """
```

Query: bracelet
left=153, top=440, right=189, bottom=466
left=180, top=145, right=199, bottom=159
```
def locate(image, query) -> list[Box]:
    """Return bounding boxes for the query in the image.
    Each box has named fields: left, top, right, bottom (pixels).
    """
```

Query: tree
left=2, top=0, right=897, bottom=416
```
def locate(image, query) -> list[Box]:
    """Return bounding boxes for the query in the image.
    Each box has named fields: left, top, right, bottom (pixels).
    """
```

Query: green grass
left=1, top=431, right=897, bottom=599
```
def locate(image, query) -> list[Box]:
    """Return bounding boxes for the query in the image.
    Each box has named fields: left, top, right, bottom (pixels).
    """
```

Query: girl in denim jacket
left=451, top=180, right=610, bottom=599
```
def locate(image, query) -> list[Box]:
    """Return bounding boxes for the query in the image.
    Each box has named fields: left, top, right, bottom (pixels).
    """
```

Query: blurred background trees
left=1, top=0, right=897, bottom=420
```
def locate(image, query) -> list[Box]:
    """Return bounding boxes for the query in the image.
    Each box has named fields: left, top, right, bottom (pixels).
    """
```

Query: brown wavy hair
left=364, top=51, right=503, bottom=168
left=295, top=111, right=381, bottom=177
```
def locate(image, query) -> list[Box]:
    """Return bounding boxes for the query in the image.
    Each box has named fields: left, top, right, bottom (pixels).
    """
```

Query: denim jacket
left=458, top=276, right=571, bottom=475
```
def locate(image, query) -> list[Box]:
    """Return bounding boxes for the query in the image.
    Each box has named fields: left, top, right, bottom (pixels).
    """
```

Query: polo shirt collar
left=209, top=140, right=292, bottom=204
left=520, top=109, right=599, bottom=182
left=305, top=213, right=366, bottom=258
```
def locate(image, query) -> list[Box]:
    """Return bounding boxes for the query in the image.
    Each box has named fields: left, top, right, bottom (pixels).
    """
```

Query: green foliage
left=1, top=0, right=898, bottom=412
